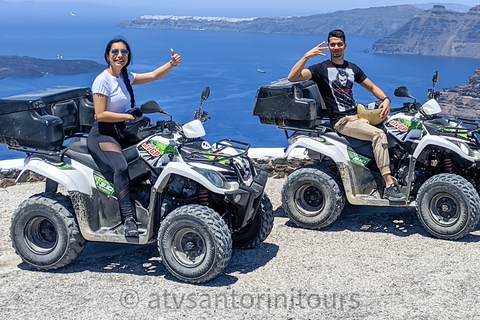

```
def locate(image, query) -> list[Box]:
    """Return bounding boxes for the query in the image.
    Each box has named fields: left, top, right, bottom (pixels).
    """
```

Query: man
left=287, top=29, right=406, bottom=201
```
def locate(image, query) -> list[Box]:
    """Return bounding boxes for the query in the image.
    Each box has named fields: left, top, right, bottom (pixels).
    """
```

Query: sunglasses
left=110, top=49, right=129, bottom=56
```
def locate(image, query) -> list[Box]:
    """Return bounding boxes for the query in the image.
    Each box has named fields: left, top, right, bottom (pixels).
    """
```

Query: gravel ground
left=1, top=178, right=480, bottom=319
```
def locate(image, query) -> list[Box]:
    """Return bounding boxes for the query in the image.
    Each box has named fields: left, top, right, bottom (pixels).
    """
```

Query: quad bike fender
left=285, top=135, right=350, bottom=164
left=153, top=162, right=236, bottom=194
left=413, top=135, right=479, bottom=163
left=16, top=158, right=93, bottom=195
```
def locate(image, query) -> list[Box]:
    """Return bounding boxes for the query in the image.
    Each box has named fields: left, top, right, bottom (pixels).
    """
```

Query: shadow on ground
left=277, top=204, right=480, bottom=243
left=17, top=239, right=279, bottom=287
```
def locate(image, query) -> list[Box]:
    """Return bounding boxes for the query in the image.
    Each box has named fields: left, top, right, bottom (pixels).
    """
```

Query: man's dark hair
left=328, top=29, right=346, bottom=43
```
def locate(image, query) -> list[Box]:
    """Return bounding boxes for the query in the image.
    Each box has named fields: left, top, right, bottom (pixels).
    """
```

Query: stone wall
left=0, top=157, right=310, bottom=187
left=253, top=157, right=313, bottom=178
left=0, top=169, right=44, bottom=188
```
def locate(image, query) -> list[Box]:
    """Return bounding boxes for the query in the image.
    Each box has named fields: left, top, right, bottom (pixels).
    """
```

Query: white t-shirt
left=91, top=70, right=137, bottom=113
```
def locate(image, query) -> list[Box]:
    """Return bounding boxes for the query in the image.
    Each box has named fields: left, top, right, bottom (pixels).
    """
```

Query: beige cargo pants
left=334, top=114, right=391, bottom=176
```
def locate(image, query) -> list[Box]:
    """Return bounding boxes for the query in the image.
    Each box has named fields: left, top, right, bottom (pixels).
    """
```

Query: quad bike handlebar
left=183, top=139, right=250, bottom=163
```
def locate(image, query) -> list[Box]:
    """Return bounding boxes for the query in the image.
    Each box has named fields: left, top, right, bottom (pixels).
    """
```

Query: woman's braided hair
left=104, top=37, right=135, bottom=108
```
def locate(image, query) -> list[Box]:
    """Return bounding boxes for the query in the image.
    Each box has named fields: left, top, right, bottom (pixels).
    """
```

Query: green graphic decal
left=443, top=128, right=469, bottom=139
left=140, top=140, right=178, bottom=157
left=94, top=174, right=115, bottom=195
left=314, top=136, right=333, bottom=145
left=187, top=149, right=229, bottom=165
left=205, top=153, right=229, bottom=165
left=397, top=118, right=425, bottom=131
left=47, top=161, right=76, bottom=170
left=348, top=150, right=371, bottom=167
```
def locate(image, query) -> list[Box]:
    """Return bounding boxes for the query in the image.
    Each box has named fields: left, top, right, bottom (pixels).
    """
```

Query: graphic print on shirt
left=328, top=67, right=355, bottom=112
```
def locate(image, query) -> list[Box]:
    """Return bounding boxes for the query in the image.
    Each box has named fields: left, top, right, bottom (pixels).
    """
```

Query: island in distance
left=0, top=56, right=105, bottom=80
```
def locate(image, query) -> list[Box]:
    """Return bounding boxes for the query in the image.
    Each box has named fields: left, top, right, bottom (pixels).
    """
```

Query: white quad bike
left=253, top=72, right=480, bottom=240
left=1, top=86, right=273, bottom=283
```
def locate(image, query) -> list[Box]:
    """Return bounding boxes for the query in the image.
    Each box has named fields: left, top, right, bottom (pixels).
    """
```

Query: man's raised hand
left=305, top=41, right=329, bottom=59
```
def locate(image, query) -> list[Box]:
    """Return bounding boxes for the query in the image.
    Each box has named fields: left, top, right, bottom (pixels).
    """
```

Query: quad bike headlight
left=193, top=167, right=231, bottom=189
left=454, top=141, right=479, bottom=159
left=458, top=142, right=470, bottom=155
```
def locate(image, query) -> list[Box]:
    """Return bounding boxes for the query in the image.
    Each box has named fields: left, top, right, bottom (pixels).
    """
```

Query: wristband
left=169, top=60, right=177, bottom=67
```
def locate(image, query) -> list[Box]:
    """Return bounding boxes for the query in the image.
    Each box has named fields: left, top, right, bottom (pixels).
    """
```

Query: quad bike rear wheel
left=416, top=173, right=480, bottom=240
left=10, top=193, right=86, bottom=270
left=157, top=204, right=232, bottom=283
left=232, top=194, right=274, bottom=249
left=281, top=167, right=345, bottom=229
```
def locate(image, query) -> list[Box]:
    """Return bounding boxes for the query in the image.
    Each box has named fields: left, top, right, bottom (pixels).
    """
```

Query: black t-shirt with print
left=308, top=60, right=367, bottom=125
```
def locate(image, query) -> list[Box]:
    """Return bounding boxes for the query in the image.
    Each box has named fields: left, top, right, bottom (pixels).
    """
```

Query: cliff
left=438, top=67, right=480, bottom=117
left=372, top=5, right=480, bottom=59
left=118, top=5, right=424, bottom=38
left=0, top=56, right=105, bottom=80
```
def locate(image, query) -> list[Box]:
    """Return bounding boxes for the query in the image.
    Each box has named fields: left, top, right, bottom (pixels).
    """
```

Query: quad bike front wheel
left=416, top=173, right=480, bottom=240
left=281, top=167, right=345, bottom=229
left=232, top=194, right=274, bottom=249
left=10, top=193, right=86, bottom=270
left=157, top=204, right=232, bottom=283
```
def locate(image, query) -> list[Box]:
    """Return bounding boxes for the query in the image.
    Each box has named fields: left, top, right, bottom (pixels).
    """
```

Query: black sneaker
left=383, top=184, right=407, bottom=201
left=124, top=218, right=139, bottom=237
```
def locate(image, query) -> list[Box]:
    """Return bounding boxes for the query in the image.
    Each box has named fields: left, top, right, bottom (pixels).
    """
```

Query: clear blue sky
left=3, top=0, right=480, bottom=17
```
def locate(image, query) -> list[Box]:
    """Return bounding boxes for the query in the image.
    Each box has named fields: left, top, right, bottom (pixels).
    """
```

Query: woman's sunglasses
left=111, top=49, right=129, bottom=56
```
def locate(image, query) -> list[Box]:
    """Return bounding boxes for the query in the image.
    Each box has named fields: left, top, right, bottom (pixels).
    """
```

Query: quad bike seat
left=64, top=136, right=140, bottom=173
left=323, top=131, right=375, bottom=159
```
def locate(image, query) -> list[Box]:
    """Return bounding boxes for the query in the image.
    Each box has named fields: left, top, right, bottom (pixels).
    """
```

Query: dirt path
left=1, top=179, right=480, bottom=319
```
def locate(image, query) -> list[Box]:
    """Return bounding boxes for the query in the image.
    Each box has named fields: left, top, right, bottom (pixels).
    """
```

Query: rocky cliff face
left=438, top=67, right=480, bottom=117
left=372, top=5, right=480, bottom=59
left=118, top=5, right=423, bottom=38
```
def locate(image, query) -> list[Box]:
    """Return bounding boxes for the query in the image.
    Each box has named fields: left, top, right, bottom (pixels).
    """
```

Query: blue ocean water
left=1, top=19, right=479, bottom=160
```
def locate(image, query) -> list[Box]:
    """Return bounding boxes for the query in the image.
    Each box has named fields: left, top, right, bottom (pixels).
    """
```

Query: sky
left=3, top=0, right=480, bottom=17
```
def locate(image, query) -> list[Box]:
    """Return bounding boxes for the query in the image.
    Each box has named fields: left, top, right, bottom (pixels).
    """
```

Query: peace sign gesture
left=304, top=41, right=329, bottom=59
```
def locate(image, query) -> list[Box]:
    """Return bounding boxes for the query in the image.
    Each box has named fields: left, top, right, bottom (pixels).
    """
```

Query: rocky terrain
left=372, top=5, right=480, bottom=59
left=0, top=56, right=104, bottom=79
left=118, top=5, right=423, bottom=38
left=439, top=67, right=480, bottom=117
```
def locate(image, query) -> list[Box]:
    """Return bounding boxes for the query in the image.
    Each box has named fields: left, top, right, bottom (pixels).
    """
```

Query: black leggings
left=87, top=122, right=134, bottom=221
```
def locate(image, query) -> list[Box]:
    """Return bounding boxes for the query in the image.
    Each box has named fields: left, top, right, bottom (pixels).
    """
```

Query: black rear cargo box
left=253, top=78, right=327, bottom=129
left=0, top=86, right=94, bottom=150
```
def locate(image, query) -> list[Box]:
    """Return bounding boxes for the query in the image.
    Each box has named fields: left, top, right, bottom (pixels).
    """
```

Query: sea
left=1, top=17, right=480, bottom=161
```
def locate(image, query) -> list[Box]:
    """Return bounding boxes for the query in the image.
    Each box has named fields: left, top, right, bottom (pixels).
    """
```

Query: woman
left=87, top=37, right=182, bottom=237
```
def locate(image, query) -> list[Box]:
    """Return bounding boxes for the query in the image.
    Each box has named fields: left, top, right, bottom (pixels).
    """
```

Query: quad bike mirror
left=195, top=87, right=211, bottom=123
left=432, top=71, right=439, bottom=89
left=428, top=71, right=441, bottom=101
left=140, top=101, right=162, bottom=114
left=141, top=100, right=172, bottom=118
left=394, top=86, right=415, bottom=100
left=394, top=86, right=409, bottom=98
left=201, top=87, right=210, bottom=103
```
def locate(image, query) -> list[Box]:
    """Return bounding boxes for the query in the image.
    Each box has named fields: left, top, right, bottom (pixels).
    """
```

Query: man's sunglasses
left=111, top=49, right=129, bottom=56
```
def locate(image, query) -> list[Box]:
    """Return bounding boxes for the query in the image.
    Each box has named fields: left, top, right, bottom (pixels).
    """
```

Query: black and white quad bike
left=1, top=86, right=273, bottom=283
left=253, top=72, right=480, bottom=240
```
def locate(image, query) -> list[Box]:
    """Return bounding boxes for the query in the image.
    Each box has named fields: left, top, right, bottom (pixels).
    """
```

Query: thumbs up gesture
left=170, top=48, right=182, bottom=67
